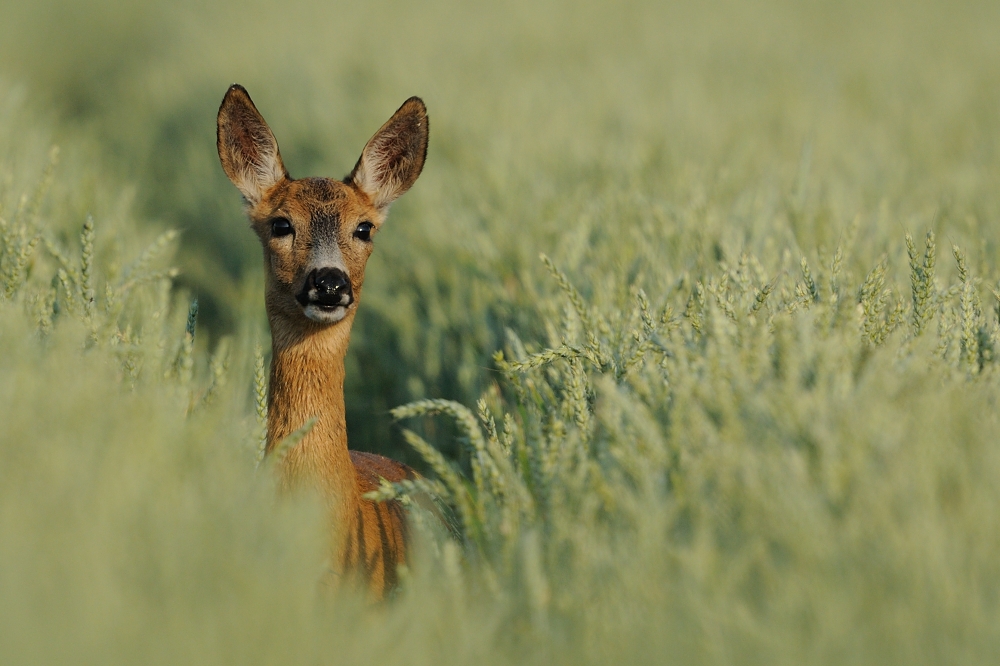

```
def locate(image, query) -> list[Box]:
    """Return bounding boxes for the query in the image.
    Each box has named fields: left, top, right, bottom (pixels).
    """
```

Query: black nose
left=314, top=268, right=350, bottom=296
left=297, top=268, right=353, bottom=307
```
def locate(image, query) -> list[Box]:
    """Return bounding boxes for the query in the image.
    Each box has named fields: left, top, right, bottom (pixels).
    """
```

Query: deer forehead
left=255, top=178, right=377, bottom=231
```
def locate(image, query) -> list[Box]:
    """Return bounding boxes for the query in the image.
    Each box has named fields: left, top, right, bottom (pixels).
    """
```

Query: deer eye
left=271, top=217, right=293, bottom=237
left=354, top=221, right=374, bottom=242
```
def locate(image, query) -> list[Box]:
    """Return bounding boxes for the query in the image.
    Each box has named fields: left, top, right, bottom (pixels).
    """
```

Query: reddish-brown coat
left=217, top=84, right=429, bottom=598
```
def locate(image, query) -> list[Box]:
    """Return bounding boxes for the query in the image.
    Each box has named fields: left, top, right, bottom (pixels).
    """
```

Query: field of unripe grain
left=1, top=0, right=999, bottom=663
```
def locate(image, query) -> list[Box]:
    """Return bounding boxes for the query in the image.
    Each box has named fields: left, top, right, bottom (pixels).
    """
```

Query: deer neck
left=266, top=310, right=359, bottom=515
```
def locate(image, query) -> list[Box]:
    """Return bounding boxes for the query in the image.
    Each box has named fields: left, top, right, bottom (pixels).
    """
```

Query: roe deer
left=217, top=84, right=428, bottom=597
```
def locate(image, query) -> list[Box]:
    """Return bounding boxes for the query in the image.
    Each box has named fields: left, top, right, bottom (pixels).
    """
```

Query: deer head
left=217, top=84, right=428, bottom=334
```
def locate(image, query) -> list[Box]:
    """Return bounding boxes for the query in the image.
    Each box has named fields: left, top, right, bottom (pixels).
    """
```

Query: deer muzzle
left=296, top=267, right=354, bottom=323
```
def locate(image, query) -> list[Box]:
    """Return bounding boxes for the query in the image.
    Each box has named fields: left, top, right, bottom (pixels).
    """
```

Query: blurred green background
left=2, top=0, right=1000, bottom=663
left=4, top=0, right=999, bottom=460
left=3, top=0, right=999, bottom=459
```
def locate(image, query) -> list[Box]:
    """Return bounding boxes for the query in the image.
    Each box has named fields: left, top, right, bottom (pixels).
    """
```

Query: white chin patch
left=303, top=304, right=348, bottom=324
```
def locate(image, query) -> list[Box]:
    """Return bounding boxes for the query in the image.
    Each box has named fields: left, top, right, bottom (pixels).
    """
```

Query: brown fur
left=217, top=84, right=429, bottom=598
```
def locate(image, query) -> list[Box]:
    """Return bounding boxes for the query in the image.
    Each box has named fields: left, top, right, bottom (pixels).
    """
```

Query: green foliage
left=394, top=234, right=1000, bottom=659
left=3, top=0, right=1000, bottom=664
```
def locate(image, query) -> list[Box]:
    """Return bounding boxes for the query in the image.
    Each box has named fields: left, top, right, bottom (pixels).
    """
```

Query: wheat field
left=1, top=0, right=1000, bottom=663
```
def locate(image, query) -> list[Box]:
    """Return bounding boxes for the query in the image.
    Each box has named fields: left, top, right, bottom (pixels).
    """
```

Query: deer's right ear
left=217, top=84, right=288, bottom=205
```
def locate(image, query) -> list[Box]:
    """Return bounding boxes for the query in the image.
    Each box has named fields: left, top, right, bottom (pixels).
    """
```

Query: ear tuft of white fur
left=350, top=97, right=429, bottom=210
left=217, top=85, right=288, bottom=205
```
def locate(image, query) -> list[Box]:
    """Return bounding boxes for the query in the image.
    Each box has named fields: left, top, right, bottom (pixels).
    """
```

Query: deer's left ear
left=348, top=97, right=429, bottom=210
left=217, top=84, right=288, bottom=205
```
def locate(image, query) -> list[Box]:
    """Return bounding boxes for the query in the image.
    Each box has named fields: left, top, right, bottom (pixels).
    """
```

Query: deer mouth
left=298, top=297, right=352, bottom=324
left=296, top=293, right=354, bottom=324
left=302, top=303, right=350, bottom=323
